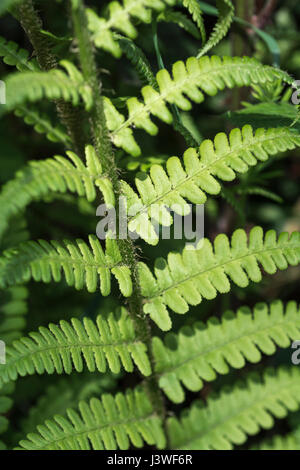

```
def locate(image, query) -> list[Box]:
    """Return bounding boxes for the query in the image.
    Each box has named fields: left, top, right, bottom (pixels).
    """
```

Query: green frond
left=0, top=36, right=38, bottom=71
left=251, top=431, right=300, bottom=450
left=138, top=227, right=300, bottom=330
left=0, top=383, right=14, bottom=450
left=87, top=0, right=176, bottom=58
left=182, top=0, right=206, bottom=43
left=14, top=106, right=72, bottom=145
left=0, top=60, right=93, bottom=116
left=121, top=126, right=300, bottom=245
left=114, top=34, right=157, bottom=88
left=104, top=56, right=294, bottom=156
left=0, top=287, right=28, bottom=344
left=0, top=235, right=133, bottom=297
left=154, top=300, right=300, bottom=403
left=167, top=367, right=300, bottom=450
left=0, top=145, right=113, bottom=241
left=0, top=308, right=151, bottom=388
left=197, top=0, right=234, bottom=58
left=17, top=385, right=166, bottom=450
left=158, top=9, right=201, bottom=39
left=21, top=374, right=118, bottom=435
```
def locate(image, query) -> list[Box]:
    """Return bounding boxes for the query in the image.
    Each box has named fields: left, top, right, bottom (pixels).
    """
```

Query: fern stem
left=70, top=0, right=166, bottom=423
left=14, top=0, right=86, bottom=157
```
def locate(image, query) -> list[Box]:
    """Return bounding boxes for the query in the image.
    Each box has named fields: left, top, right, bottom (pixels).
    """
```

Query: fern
left=0, top=287, right=27, bottom=345
left=197, top=0, right=234, bottom=57
left=182, top=0, right=206, bottom=43
left=14, top=106, right=72, bottom=146
left=1, top=0, right=300, bottom=452
left=0, top=383, right=14, bottom=450
left=114, top=34, right=157, bottom=88
left=87, top=0, right=176, bottom=58
left=251, top=431, right=300, bottom=450
left=104, top=56, right=293, bottom=156
left=154, top=300, right=300, bottom=402
left=158, top=9, right=201, bottom=39
left=17, top=385, right=165, bottom=450
left=0, top=36, right=38, bottom=72
left=121, top=126, right=300, bottom=244
left=167, top=367, right=300, bottom=450
left=0, top=236, right=133, bottom=297
left=139, top=227, right=300, bottom=330
left=0, top=61, right=93, bottom=116
left=0, top=145, right=114, bottom=241
left=0, top=308, right=150, bottom=387
left=21, top=374, right=117, bottom=435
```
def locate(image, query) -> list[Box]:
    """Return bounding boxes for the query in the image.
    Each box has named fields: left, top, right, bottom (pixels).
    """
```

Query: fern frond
left=21, top=374, right=117, bottom=435
left=251, top=431, right=300, bottom=450
left=158, top=9, right=201, bottom=39
left=114, top=34, right=157, bottom=88
left=0, top=145, right=113, bottom=241
left=167, top=367, right=300, bottom=450
left=0, top=287, right=28, bottom=345
left=14, top=106, right=72, bottom=145
left=87, top=0, right=176, bottom=58
left=17, top=385, right=165, bottom=450
left=138, top=227, right=300, bottom=330
left=0, top=60, right=93, bottom=116
left=104, top=56, right=294, bottom=156
left=154, top=300, right=300, bottom=402
left=197, top=0, right=234, bottom=58
left=0, top=36, right=38, bottom=71
left=182, top=0, right=206, bottom=43
left=0, top=308, right=150, bottom=388
left=0, top=235, right=133, bottom=297
left=121, top=126, right=300, bottom=244
left=0, top=383, right=14, bottom=450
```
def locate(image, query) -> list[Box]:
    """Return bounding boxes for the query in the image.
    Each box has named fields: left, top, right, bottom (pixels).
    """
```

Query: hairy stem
left=70, top=0, right=166, bottom=423
left=15, top=0, right=86, bottom=157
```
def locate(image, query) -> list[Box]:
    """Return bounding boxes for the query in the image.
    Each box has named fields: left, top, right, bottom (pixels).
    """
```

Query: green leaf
left=105, top=56, right=294, bottom=155
left=168, top=367, right=300, bottom=449
left=139, top=227, right=300, bottom=330
left=87, top=0, right=176, bottom=58
left=0, top=308, right=151, bottom=387
left=0, top=236, right=133, bottom=297
left=17, top=385, right=166, bottom=450
left=121, top=126, right=300, bottom=245
left=154, top=300, right=300, bottom=402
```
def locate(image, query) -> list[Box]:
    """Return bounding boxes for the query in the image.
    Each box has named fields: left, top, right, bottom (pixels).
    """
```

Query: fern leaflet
left=182, top=0, right=206, bottom=43
left=0, top=60, right=93, bottom=116
left=138, top=227, right=300, bottom=330
left=17, top=386, right=165, bottom=450
left=104, top=56, right=294, bottom=156
left=154, top=300, right=300, bottom=402
left=121, top=126, right=300, bottom=245
left=0, top=36, right=38, bottom=71
left=0, top=236, right=133, bottom=297
left=0, top=145, right=114, bottom=241
left=168, top=367, right=300, bottom=449
left=197, top=0, right=234, bottom=58
left=0, top=308, right=151, bottom=387
left=87, top=0, right=176, bottom=58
